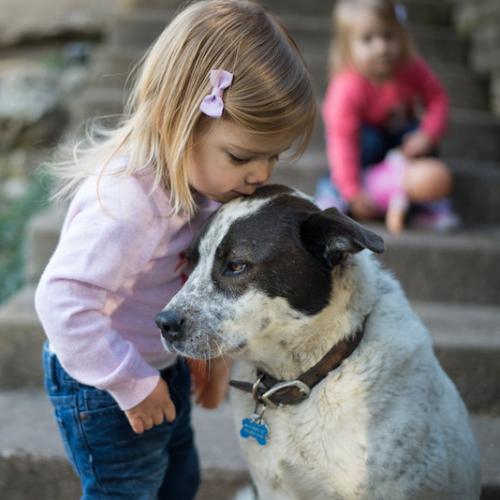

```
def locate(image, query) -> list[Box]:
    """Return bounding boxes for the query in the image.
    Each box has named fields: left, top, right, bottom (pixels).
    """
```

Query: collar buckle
left=261, top=379, right=311, bottom=408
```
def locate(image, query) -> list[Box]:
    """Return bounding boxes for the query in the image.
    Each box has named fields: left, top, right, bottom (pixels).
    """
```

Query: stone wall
left=0, top=0, right=122, bottom=46
left=454, top=0, right=500, bottom=115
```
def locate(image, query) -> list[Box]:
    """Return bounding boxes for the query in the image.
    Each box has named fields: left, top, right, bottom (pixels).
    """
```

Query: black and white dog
left=156, top=185, right=480, bottom=500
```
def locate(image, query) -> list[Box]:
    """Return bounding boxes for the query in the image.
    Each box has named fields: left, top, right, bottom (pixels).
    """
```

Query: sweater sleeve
left=322, top=74, right=364, bottom=201
left=410, top=58, right=449, bottom=141
left=34, top=174, right=166, bottom=410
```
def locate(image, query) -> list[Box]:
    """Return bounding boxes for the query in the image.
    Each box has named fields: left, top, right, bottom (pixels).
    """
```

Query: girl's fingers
left=163, top=405, right=176, bottom=422
left=152, top=411, right=165, bottom=426
left=129, top=415, right=144, bottom=434
left=142, top=415, right=154, bottom=431
left=164, top=399, right=176, bottom=422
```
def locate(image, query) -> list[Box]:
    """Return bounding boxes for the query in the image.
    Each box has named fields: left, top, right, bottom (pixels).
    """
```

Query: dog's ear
left=300, top=208, right=384, bottom=270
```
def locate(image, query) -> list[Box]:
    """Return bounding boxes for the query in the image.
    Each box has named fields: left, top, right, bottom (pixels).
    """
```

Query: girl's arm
left=35, top=174, right=165, bottom=411
left=322, top=75, right=365, bottom=202
left=411, top=57, right=450, bottom=142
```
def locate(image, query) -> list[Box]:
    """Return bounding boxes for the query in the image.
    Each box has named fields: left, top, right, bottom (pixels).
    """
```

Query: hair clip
left=199, top=69, right=234, bottom=118
left=394, top=3, right=407, bottom=24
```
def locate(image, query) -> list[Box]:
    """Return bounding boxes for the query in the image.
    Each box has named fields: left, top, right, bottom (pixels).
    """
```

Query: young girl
left=34, top=1, right=315, bottom=498
left=316, top=0, right=457, bottom=234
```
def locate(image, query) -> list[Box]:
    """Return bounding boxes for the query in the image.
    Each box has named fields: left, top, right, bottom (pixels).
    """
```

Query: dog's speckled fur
left=158, top=185, right=480, bottom=500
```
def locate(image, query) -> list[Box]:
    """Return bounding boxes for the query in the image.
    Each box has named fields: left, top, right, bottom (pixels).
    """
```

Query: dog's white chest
left=231, top=375, right=372, bottom=500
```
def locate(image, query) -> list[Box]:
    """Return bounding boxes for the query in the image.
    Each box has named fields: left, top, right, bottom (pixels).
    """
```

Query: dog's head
left=156, top=185, right=383, bottom=362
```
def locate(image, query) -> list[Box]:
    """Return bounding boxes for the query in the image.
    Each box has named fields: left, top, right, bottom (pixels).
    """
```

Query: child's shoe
left=410, top=199, right=461, bottom=232
left=314, top=175, right=348, bottom=212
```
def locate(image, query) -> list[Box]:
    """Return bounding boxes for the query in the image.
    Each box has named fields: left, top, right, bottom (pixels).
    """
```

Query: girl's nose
left=245, top=159, right=273, bottom=186
left=374, top=38, right=389, bottom=54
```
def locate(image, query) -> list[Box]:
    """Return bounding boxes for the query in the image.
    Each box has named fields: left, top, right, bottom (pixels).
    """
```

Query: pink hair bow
left=199, top=69, right=234, bottom=118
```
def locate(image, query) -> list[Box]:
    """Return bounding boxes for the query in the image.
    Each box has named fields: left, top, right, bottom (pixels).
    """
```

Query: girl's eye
left=228, top=153, right=251, bottom=165
left=223, top=261, right=250, bottom=276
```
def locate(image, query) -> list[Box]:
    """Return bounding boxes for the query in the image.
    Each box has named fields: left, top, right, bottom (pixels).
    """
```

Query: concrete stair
left=131, top=0, right=455, bottom=28
left=89, top=44, right=490, bottom=110
left=273, top=152, right=500, bottom=224
left=0, top=393, right=249, bottom=500
left=0, top=393, right=499, bottom=499
left=23, top=206, right=500, bottom=304
left=2, top=0, right=500, bottom=498
left=2, top=284, right=500, bottom=415
left=80, top=7, right=500, bottom=163
left=108, top=11, right=468, bottom=64
left=81, top=86, right=500, bottom=162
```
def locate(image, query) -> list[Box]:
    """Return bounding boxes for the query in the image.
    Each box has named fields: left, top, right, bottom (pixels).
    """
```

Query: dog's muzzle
left=155, top=310, right=185, bottom=342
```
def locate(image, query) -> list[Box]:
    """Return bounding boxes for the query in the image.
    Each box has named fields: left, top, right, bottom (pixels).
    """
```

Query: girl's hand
left=191, top=357, right=232, bottom=409
left=402, top=130, right=433, bottom=158
left=349, top=192, right=379, bottom=220
left=125, top=377, right=176, bottom=434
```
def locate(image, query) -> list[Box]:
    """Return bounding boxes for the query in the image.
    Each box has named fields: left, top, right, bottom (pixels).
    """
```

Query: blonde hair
left=48, top=0, right=316, bottom=217
left=330, top=0, right=415, bottom=75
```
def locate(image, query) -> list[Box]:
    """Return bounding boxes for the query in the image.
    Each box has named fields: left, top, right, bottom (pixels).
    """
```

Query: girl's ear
left=300, top=208, right=384, bottom=270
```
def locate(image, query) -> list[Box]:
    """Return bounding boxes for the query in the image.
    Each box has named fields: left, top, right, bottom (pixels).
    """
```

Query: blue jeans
left=360, top=121, right=420, bottom=168
left=43, top=343, right=200, bottom=499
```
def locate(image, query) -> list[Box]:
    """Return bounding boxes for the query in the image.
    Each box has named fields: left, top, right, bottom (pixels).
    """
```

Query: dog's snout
left=155, top=310, right=185, bottom=340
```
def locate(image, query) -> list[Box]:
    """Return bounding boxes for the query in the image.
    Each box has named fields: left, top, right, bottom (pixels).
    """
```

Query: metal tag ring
left=252, top=375, right=264, bottom=403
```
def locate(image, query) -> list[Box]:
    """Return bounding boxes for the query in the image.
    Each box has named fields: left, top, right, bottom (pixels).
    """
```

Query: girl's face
left=349, top=11, right=402, bottom=81
left=186, top=119, right=291, bottom=203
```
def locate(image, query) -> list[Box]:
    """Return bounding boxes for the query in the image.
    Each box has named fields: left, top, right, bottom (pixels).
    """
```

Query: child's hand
left=402, top=130, right=433, bottom=158
left=125, top=377, right=176, bottom=434
left=349, top=192, right=379, bottom=220
left=385, top=194, right=409, bottom=235
left=191, top=357, right=231, bottom=409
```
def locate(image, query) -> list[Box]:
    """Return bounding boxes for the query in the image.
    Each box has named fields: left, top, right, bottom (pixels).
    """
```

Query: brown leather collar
left=229, top=315, right=368, bottom=407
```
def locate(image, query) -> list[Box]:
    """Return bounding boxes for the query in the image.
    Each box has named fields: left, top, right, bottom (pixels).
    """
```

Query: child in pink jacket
left=316, top=0, right=459, bottom=233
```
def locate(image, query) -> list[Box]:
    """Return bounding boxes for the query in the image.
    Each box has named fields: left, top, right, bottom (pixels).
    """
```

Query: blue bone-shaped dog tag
left=240, top=416, right=269, bottom=446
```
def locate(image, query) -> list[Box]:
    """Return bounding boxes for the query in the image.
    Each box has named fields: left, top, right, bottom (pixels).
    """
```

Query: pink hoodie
left=35, top=161, right=218, bottom=410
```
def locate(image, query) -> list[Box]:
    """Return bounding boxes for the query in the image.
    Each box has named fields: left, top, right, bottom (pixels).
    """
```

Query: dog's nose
left=155, top=310, right=185, bottom=340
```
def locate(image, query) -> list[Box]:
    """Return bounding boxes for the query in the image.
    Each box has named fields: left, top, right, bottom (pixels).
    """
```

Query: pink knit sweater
left=323, top=57, right=449, bottom=201
left=35, top=162, right=218, bottom=410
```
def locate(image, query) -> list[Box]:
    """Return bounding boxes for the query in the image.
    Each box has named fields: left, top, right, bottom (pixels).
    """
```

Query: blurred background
left=0, top=0, right=498, bottom=498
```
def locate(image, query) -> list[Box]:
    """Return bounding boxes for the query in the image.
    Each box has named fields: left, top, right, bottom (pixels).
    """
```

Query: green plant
left=0, top=172, right=51, bottom=303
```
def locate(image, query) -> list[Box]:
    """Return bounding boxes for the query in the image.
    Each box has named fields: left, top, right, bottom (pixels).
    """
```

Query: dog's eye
left=224, top=261, right=249, bottom=276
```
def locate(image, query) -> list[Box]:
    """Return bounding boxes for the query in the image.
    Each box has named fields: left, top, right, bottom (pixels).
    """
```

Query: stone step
left=272, top=153, right=500, bottom=224
left=377, top=225, right=500, bottom=305
left=107, top=10, right=468, bottom=65
left=3, top=282, right=500, bottom=414
left=128, top=0, right=453, bottom=27
left=449, top=161, right=500, bottom=224
left=88, top=45, right=489, bottom=111
left=305, top=106, right=500, bottom=162
left=0, top=391, right=248, bottom=500
left=0, top=391, right=498, bottom=499
left=413, top=301, right=500, bottom=415
left=78, top=87, right=500, bottom=162
left=24, top=205, right=66, bottom=285
left=294, top=21, right=468, bottom=66
left=471, top=23, right=500, bottom=74
left=26, top=202, right=500, bottom=308
left=310, top=107, right=500, bottom=163
left=24, top=184, right=500, bottom=307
